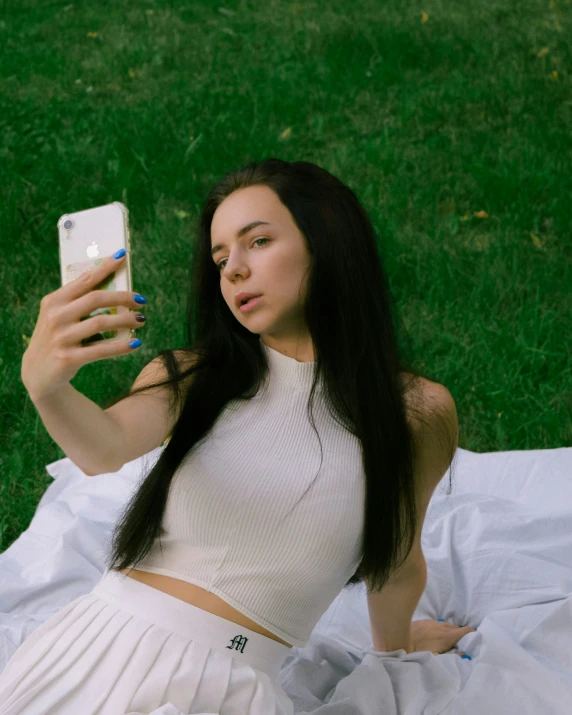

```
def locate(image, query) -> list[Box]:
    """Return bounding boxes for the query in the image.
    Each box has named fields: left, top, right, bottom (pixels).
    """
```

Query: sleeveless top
left=133, top=340, right=365, bottom=648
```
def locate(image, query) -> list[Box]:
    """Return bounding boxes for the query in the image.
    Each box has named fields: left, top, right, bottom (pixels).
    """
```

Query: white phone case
left=57, top=201, right=134, bottom=346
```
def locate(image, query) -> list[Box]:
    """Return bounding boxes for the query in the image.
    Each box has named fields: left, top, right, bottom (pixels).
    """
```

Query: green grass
left=1, top=0, right=571, bottom=552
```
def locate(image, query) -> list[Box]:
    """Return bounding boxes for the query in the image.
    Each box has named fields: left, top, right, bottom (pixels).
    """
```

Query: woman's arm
left=367, top=556, right=427, bottom=653
left=366, top=382, right=457, bottom=652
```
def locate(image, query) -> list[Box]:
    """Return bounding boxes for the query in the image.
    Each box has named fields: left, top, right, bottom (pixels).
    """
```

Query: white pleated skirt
left=0, top=569, right=294, bottom=715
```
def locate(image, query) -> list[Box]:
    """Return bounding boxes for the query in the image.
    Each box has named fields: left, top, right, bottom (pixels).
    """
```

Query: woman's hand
left=411, top=619, right=476, bottom=657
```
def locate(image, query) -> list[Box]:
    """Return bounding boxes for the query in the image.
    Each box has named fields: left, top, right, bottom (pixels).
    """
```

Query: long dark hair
left=103, top=158, right=456, bottom=593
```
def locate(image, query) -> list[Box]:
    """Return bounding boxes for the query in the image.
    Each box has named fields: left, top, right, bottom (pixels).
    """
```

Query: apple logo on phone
left=86, top=241, right=99, bottom=259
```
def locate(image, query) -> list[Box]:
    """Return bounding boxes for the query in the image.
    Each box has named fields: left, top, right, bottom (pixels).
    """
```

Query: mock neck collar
left=260, top=341, right=322, bottom=392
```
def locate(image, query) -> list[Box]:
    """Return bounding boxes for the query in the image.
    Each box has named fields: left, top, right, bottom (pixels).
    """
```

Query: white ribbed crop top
left=131, top=340, right=365, bottom=649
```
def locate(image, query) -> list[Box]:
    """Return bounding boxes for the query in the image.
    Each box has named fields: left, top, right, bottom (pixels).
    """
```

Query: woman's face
left=210, top=184, right=315, bottom=362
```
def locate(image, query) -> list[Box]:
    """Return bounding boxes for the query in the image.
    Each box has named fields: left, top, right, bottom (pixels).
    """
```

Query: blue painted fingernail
left=437, top=618, right=445, bottom=622
left=113, top=248, right=126, bottom=259
left=461, top=655, right=472, bottom=660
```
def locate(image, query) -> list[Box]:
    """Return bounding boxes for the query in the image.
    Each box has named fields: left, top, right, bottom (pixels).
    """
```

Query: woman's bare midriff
left=120, top=569, right=293, bottom=648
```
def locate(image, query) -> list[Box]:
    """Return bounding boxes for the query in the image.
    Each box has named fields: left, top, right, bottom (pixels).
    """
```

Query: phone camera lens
left=63, top=220, right=73, bottom=229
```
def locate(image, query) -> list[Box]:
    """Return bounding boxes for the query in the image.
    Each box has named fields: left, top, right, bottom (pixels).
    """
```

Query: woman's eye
left=217, top=237, right=269, bottom=271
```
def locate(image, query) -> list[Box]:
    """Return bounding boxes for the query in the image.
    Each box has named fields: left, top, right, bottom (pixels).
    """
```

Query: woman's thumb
left=459, top=625, right=477, bottom=635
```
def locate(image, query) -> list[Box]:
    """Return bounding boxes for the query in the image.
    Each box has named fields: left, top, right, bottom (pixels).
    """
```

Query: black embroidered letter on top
left=226, top=634, right=248, bottom=653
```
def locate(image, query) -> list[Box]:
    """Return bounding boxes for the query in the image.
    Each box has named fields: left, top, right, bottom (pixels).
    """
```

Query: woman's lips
left=239, top=295, right=263, bottom=313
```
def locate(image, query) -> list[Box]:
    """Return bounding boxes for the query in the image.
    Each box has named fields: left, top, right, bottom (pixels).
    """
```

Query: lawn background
left=1, top=0, right=571, bottom=552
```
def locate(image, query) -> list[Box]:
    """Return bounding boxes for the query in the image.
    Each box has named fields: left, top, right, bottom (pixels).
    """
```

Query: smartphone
left=57, top=201, right=134, bottom=346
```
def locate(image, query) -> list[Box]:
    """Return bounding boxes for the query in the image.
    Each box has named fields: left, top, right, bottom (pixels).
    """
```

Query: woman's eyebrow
left=211, top=220, right=271, bottom=257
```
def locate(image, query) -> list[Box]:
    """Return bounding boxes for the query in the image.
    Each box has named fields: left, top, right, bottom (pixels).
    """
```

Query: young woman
left=2, top=159, right=470, bottom=714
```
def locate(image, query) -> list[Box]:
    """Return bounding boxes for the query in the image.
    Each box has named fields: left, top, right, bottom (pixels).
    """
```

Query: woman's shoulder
left=399, top=372, right=453, bottom=431
left=399, top=371, right=448, bottom=399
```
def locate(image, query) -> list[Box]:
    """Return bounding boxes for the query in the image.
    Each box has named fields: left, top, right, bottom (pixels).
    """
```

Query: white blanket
left=1, top=446, right=571, bottom=714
